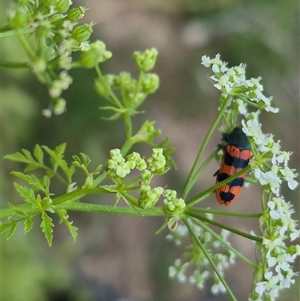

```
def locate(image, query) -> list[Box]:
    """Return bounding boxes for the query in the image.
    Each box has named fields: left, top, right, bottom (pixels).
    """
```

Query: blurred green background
left=1, top=0, right=299, bottom=300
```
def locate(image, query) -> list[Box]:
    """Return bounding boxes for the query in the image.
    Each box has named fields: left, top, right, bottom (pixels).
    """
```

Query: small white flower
left=201, top=55, right=211, bottom=67
left=236, top=98, right=248, bottom=115
left=279, top=166, right=299, bottom=190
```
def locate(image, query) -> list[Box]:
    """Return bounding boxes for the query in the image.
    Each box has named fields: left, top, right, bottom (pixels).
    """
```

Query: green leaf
left=8, top=203, right=27, bottom=217
left=11, top=171, right=32, bottom=183
left=13, top=182, right=37, bottom=204
left=54, top=208, right=78, bottom=242
left=43, top=144, right=75, bottom=183
left=79, top=153, right=91, bottom=166
left=12, top=172, right=51, bottom=196
left=0, top=221, right=15, bottom=235
left=4, top=149, right=33, bottom=164
left=41, top=212, right=54, bottom=247
left=24, top=217, right=33, bottom=233
left=7, top=221, right=18, bottom=240
left=33, top=144, right=44, bottom=164
left=5, top=148, right=44, bottom=171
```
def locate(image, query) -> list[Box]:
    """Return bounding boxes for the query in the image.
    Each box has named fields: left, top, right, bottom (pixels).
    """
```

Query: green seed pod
left=80, top=48, right=99, bottom=69
left=55, top=0, right=70, bottom=13
left=42, top=0, right=57, bottom=7
left=49, top=13, right=66, bottom=25
left=67, top=6, right=86, bottom=21
left=72, top=23, right=93, bottom=42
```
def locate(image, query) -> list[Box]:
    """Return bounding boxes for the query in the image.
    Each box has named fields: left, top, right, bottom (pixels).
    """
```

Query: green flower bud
left=31, top=57, right=47, bottom=75
left=133, top=121, right=161, bottom=143
left=8, top=6, right=29, bottom=28
left=139, top=186, right=163, bottom=209
left=141, top=73, right=160, bottom=94
left=53, top=98, right=66, bottom=115
left=133, top=48, right=158, bottom=72
left=83, top=175, right=93, bottom=188
left=55, top=0, right=70, bottom=13
left=67, top=6, right=86, bottom=20
left=126, top=152, right=147, bottom=171
left=49, top=13, right=66, bottom=25
left=163, top=192, right=186, bottom=215
left=80, top=42, right=112, bottom=69
left=94, top=75, right=115, bottom=98
left=72, top=23, right=93, bottom=42
left=80, top=48, right=99, bottom=69
left=147, top=148, right=167, bottom=174
left=141, top=169, right=152, bottom=181
left=42, top=0, right=57, bottom=6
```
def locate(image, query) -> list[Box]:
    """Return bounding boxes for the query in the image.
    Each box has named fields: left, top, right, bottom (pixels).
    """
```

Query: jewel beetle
left=214, top=127, right=252, bottom=206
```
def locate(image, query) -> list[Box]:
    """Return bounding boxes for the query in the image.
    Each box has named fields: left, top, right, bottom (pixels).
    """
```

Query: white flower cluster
left=167, top=223, right=235, bottom=293
left=201, top=54, right=278, bottom=113
left=250, top=196, right=300, bottom=300
left=201, top=54, right=299, bottom=300
left=106, top=148, right=167, bottom=209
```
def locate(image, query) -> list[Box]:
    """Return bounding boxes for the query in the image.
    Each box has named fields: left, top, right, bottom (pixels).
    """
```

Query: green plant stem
left=0, top=61, right=29, bottom=68
left=120, top=137, right=134, bottom=156
left=0, top=27, right=35, bottom=37
left=185, top=165, right=252, bottom=206
left=0, top=187, right=109, bottom=219
left=123, top=111, right=133, bottom=140
left=58, top=202, right=165, bottom=216
left=181, top=95, right=233, bottom=199
left=183, top=217, right=238, bottom=301
left=184, top=210, right=262, bottom=243
left=0, top=187, right=166, bottom=219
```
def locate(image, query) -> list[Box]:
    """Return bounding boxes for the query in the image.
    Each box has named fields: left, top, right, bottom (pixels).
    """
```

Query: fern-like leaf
left=41, top=212, right=54, bottom=246
left=55, top=208, right=78, bottom=242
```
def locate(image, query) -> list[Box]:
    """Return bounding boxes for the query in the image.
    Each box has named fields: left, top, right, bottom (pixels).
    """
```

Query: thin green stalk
left=185, top=165, right=252, bottom=206
left=186, top=207, right=262, bottom=218
left=191, top=217, right=257, bottom=268
left=183, top=217, right=238, bottom=301
left=189, top=146, right=220, bottom=188
left=120, top=137, right=134, bottom=156
left=16, top=29, right=35, bottom=59
left=95, top=65, right=122, bottom=107
left=181, top=95, right=233, bottom=199
left=92, top=172, right=107, bottom=186
left=0, top=27, right=35, bottom=37
left=123, top=111, right=133, bottom=140
left=184, top=210, right=262, bottom=243
left=0, top=61, right=29, bottom=68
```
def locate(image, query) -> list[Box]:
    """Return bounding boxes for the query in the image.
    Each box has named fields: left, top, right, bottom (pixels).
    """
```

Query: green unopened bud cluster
left=147, top=148, right=167, bottom=174
left=106, top=148, right=167, bottom=181
left=163, top=189, right=186, bottom=215
left=94, top=48, right=159, bottom=119
left=139, top=183, right=164, bottom=209
left=133, top=48, right=158, bottom=72
left=106, top=148, right=168, bottom=209
left=106, top=149, right=147, bottom=181
left=138, top=169, right=163, bottom=209
left=95, top=71, right=159, bottom=107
